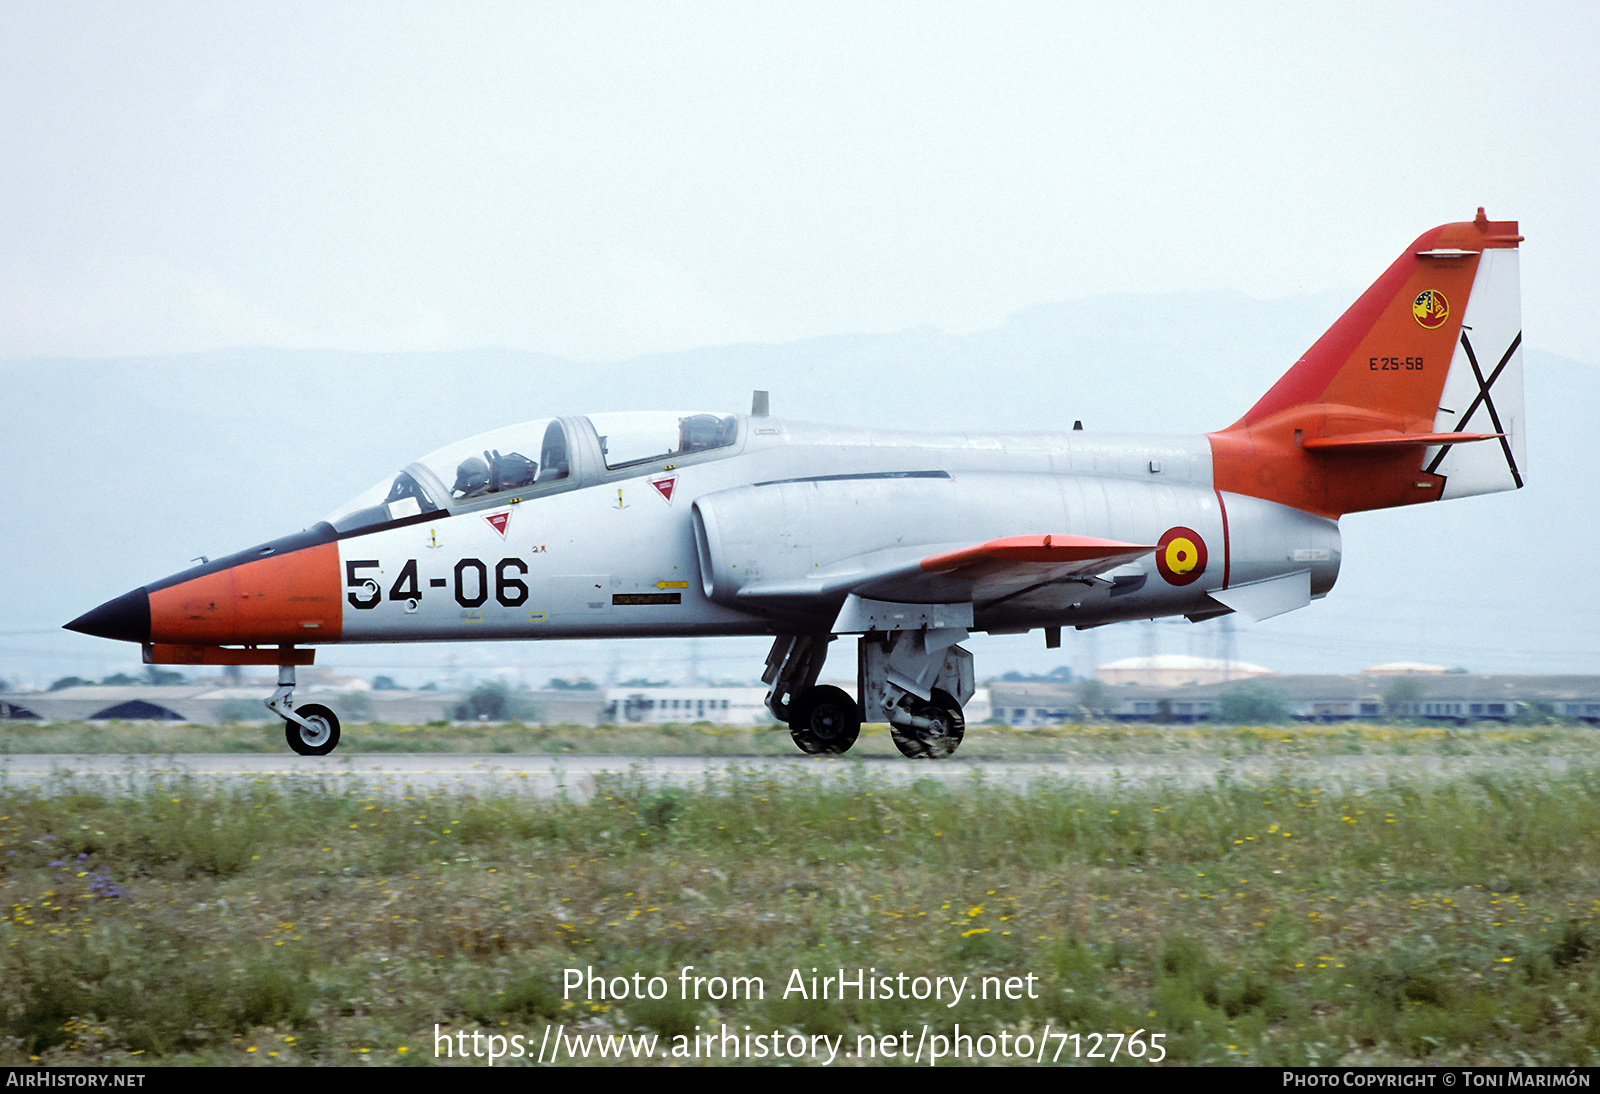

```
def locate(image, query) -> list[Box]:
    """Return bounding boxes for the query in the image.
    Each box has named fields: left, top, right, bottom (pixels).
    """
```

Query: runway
left=0, top=751, right=1575, bottom=801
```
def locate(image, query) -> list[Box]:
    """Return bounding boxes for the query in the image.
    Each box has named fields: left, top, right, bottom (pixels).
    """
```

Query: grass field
left=3, top=720, right=1599, bottom=1066
left=0, top=715, right=1591, bottom=759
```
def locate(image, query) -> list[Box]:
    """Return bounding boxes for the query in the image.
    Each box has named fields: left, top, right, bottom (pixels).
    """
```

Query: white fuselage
left=335, top=416, right=1340, bottom=643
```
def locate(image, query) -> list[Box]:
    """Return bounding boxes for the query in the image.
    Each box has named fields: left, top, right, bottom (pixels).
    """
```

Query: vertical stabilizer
left=1424, top=245, right=1525, bottom=498
left=1209, top=210, right=1524, bottom=518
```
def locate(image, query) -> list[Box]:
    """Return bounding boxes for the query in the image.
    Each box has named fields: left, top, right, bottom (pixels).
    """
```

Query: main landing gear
left=887, top=688, right=965, bottom=760
left=266, top=664, right=342, bottom=756
left=762, top=610, right=975, bottom=760
left=789, top=684, right=861, bottom=754
left=763, top=635, right=858, bottom=754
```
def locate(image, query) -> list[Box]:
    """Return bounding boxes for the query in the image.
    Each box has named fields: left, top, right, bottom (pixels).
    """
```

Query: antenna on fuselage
left=752, top=390, right=770, bottom=416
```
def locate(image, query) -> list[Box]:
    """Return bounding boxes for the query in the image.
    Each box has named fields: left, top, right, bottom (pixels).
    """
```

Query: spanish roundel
left=1155, top=526, right=1207, bottom=586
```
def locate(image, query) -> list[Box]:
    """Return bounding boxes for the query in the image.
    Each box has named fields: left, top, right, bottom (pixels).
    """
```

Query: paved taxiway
left=0, top=752, right=1576, bottom=801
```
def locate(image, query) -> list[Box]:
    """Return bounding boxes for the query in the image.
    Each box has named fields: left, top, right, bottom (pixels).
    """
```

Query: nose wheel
left=266, top=664, right=343, bottom=756
left=284, top=703, right=341, bottom=756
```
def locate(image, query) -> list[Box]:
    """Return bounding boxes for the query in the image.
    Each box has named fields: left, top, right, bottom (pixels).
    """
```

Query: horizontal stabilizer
left=1209, top=570, right=1311, bottom=622
left=1301, top=430, right=1501, bottom=451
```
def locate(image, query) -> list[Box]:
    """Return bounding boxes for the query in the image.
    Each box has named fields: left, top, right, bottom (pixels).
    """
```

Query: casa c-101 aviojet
left=67, top=210, right=1526, bottom=758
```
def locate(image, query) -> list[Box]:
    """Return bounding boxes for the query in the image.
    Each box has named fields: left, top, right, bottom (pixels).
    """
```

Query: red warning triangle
left=650, top=475, right=677, bottom=504
left=485, top=511, right=511, bottom=538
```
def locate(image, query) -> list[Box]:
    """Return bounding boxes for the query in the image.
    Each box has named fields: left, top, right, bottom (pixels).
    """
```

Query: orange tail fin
left=1209, top=210, right=1524, bottom=518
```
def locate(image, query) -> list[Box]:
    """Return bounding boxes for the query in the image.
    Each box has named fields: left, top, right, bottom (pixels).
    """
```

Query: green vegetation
left=543, top=677, right=598, bottom=691
left=1, top=732, right=1599, bottom=1065
left=1383, top=676, right=1426, bottom=717
left=1077, top=678, right=1110, bottom=717
left=43, top=668, right=188, bottom=690
left=1215, top=682, right=1290, bottom=725
left=451, top=681, right=539, bottom=723
left=2, top=717, right=1597, bottom=758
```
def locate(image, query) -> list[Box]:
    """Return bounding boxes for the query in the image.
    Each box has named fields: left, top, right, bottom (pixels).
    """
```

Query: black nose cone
left=65, top=588, right=150, bottom=643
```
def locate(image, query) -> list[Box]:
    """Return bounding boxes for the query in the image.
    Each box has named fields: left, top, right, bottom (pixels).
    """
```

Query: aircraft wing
left=910, top=534, right=1158, bottom=607
left=919, top=534, right=1156, bottom=578
left=736, top=534, right=1156, bottom=614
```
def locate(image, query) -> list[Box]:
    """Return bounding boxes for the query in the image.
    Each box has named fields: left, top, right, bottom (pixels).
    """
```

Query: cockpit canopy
left=589, top=410, right=739, bottom=469
left=322, top=412, right=739, bottom=534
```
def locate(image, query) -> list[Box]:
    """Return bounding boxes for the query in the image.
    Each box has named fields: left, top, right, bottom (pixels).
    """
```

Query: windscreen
left=323, top=418, right=570, bottom=533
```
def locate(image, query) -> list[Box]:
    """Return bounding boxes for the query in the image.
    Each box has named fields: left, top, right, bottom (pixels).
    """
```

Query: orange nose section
left=148, top=541, right=343, bottom=645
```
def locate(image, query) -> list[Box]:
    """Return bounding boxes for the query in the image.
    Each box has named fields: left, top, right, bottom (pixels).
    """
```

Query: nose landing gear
left=266, top=664, right=342, bottom=756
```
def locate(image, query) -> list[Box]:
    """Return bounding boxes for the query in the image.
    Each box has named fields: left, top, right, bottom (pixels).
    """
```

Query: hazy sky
left=2, top=2, right=1595, bottom=366
left=4, top=4, right=1596, bottom=691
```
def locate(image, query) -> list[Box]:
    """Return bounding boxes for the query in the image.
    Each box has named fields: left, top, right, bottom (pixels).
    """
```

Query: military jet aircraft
left=67, top=210, right=1525, bottom=758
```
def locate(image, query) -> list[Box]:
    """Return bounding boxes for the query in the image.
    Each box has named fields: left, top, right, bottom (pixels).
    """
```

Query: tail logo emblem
left=1155, top=526, right=1207, bottom=586
left=1412, top=289, right=1449, bottom=329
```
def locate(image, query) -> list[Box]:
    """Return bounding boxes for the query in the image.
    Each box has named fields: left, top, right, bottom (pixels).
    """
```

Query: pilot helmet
left=453, top=456, right=490, bottom=496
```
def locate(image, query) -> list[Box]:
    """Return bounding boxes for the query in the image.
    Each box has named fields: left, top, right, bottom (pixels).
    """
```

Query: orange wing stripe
left=921, top=535, right=1155, bottom=572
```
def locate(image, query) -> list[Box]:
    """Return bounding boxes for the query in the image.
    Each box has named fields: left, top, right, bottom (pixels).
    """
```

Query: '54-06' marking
left=346, top=558, right=529, bottom=609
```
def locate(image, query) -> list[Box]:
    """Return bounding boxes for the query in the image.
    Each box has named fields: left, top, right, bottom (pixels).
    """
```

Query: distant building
left=1097, top=655, right=1274, bottom=687
left=1363, top=662, right=1450, bottom=676
left=988, top=675, right=1600, bottom=725
left=1106, top=674, right=1600, bottom=724
left=986, top=682, right=1076, bottom=726
left=603, top=684, right=992, bottom=726
left=7, top=675, right=1598, bottom=729
left=0, top=684, right=459, bottom=725
left=605, top=686, right=777, bottom=725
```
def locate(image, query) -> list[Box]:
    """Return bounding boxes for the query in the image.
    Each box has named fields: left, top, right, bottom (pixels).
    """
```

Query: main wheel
left=890, top=689, right=965, bottom=759
left=285, top=704, right=341, bottom=756
left=789, top=685, right=861, bottom=754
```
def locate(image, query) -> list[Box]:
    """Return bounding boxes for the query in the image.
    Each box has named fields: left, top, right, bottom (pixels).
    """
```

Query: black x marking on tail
left=1424, top=330, right=1523, bottom=487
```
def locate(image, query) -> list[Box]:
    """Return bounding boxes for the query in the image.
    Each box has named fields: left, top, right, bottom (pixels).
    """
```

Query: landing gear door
left=858, top=635, right=974, bottom=721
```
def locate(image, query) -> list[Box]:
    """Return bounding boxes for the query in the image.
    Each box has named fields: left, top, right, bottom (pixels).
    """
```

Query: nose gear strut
left=267, top=664, right=342, bottom=756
